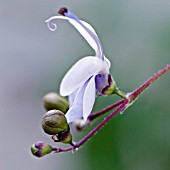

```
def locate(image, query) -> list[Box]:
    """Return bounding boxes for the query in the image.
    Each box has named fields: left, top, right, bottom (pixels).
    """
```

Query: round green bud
left=43, top=92, right=69, bottom=113
left=42, top=110, right=69, bottom=135
left=31, top=141, right=52, bottom=157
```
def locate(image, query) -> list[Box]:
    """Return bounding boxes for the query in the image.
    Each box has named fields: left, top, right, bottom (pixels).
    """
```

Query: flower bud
left=52, top=130, right=72, bottom=144
left=43, top=92, right=69, bottom=113
left=42, top=110, right=69, bottom=135
left=95, top=74, right=116, bottom=95
left=31, top=141, right=52, bottom=157
left=74, top=119, right=90, bottom=131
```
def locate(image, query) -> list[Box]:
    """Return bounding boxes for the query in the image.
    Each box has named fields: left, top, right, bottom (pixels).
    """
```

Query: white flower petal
left=65, top=105, right=83, bottom=123
left=66, top=80, right=88, bottom=123
left=104, top=56, right=111, bottom=68
left=72, top=81, right=87, bottom=106
left=83, top=76, right=96, bottom=121
left=60, top=56, right=109, bottom=96
left=68, top=89, right=78, bottom=107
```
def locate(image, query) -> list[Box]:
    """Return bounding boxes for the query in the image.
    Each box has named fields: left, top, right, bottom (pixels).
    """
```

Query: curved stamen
left=45, top=16, right=68, bottom=31
left=45, top=8, right=104, bottom=60
left=46, top=22, right=57, bottom=31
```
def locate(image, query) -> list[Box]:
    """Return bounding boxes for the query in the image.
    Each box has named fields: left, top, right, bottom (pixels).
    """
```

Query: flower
left=46, top=7, right=115, bottom=123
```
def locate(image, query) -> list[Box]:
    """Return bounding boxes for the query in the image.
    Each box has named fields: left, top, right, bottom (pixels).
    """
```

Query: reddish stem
left=50, top=64, right=170, bottom=154
left=52, top=100, right=128, bottom=153
left=75, top=100, right=128, bottom=147
left=89, top=64, right=170, bottom=120
left=129, top=64, right=170, bottom=101
left=88, top=99, right=124, bottom=120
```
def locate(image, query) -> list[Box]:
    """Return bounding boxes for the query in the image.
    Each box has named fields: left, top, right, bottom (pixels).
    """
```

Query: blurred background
left=0, top=0, right=170, bottom=170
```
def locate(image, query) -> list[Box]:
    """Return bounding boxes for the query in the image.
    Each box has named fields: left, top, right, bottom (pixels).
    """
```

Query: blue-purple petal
left=95, top=74, right=109, bottom=94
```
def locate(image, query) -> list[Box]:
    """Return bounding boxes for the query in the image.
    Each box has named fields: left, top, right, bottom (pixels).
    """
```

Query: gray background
left=0, top=0, right=170, bottom=170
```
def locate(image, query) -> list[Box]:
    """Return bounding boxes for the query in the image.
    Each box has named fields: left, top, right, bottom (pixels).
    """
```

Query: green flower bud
left=31, top=141, right=52, bottom=157
left=43, top=92, right=69, bottom=113
left=42, top=110, right=69, bottom=135
left=52, top=130, right=72, bottom=144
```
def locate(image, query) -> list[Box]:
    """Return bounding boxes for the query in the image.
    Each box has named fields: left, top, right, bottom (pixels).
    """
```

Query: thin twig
left=40, top=64, right=170, bottom=155
left=52, top=100, right=128, bottom=153
left=129, top=64, right=170, bottom=101
left=88, top=99, right=124, bottom=120
left=88, top=64, right=170, bottom=120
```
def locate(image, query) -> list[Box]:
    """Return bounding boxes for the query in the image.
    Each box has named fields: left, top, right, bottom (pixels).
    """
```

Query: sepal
left=73, top=119, right=91, bottom=131
left=95, top=74, right=116, bottom=95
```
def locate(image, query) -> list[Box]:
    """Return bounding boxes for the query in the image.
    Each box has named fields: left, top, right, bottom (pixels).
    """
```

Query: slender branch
left=75, top=100, right=128, bottom=148
left=88, top=99, right=124, bottom=120
left=36, top=64, right=170, bottom=156
left=52, top=100, right=128, bottom=153
left=71, top=64, right=170, bottom=152
left=52, top=146, right=72, bottom=153
left=129, top=64, right=170, bottom=101
left=89, top=64, right=170, bottom=121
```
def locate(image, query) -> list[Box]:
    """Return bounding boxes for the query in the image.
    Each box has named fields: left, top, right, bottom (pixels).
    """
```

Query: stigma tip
left=58, top=7, right=68, bottom=16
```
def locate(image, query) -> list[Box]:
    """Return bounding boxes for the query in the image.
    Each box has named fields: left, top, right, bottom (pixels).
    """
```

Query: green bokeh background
left=0, top=0, right=170, bottom=170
